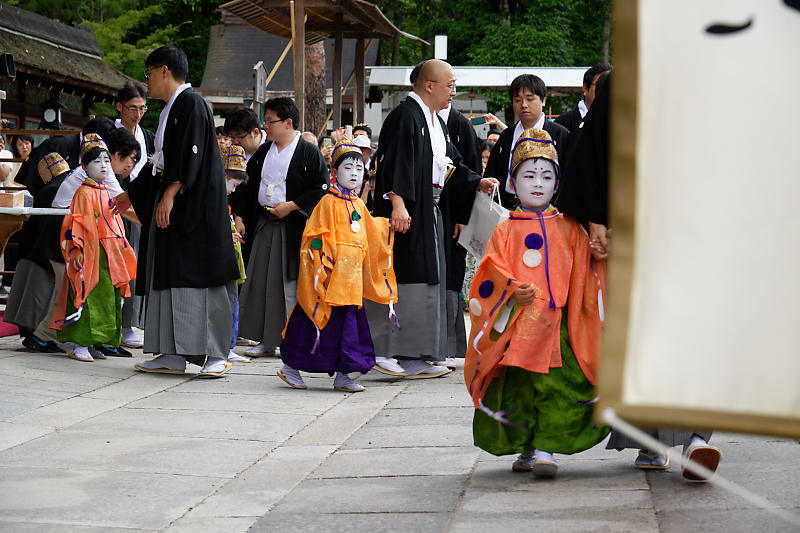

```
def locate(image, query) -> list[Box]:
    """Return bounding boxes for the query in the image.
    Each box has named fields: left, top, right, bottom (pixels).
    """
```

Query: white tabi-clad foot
left=277, top=364, right=307, bottom=389
left=227, top=350, right=251, bottom=363
left=68, top=345, right=94, bottom=362
left=399, top=359, right=452, bottom=379
left=635, top=450, right=669, bottom=470
left=512, top=450, right=536, bottom=472
left=531, top=450, right=559, bottom=479
left=372, top=356, right=408, bottom=376
left=198, top=357, right=232, bottom=378
left=244, top=343, right=278, bottom=357
left=682, top=434, right=721, bottom=481
left=121, top=327, right=144, bottom=348
left=435, top=357, right=457, bottom=370
left=333, top=372, right=365, bottom=392
left=134, top=354, right=187, bottom=374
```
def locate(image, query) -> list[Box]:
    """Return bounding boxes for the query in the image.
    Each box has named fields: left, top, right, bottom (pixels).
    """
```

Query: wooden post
left=332, top=14, right=344, bottom=130
left=290, top=0, right=305, bottom=131
left=354, top=38, right=365, bottom=126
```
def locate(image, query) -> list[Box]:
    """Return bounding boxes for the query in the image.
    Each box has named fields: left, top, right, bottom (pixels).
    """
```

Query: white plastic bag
left=458, top=185, right=509, bottom=258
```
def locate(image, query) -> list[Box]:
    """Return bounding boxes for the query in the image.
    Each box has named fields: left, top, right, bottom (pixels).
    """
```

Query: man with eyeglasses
left=224, top=107, right=267, bottom=162
left=114, top=81, right=155, bottom=349
left=554, top=63, right=612, bottom=134
left=366, top=59, right=497, bottom=378
left=228, top=97, right=329, bottom=358
left=115, top=81, right=155, bottom=182
left=114, top=46, right=240, bottom=378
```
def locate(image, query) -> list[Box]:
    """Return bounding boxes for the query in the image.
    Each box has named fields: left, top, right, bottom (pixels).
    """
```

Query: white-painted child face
left=84, top=152, right=112, bottom=183
left=513, top=158, right=557, bottom=211
left=335, top=156, right=364, bottom=190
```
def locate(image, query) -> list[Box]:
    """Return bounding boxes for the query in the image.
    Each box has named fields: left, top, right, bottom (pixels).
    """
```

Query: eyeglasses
left=144, top=65, right=163, bottom=80
left=264, top=118, right=285, bottom=126
left=432, top=80, right=457, bottom=92
left=124, top=105, right=148, bottom=113
left=228, top=132, right=250, bottom=141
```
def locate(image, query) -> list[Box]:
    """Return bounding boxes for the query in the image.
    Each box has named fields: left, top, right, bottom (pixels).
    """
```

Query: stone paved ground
left=0, top=335, right=797, bottom=532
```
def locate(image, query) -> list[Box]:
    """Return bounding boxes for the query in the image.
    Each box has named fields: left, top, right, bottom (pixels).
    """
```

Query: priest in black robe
left=367, top=59, right=497, bottom=377
left=438, top=104, right=482, bottom=367
left=116, top=46, right=239, bottom=377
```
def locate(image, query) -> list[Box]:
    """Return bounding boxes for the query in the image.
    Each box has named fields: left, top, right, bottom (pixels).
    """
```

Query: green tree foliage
left=9, top=0, right=222, bottom=129
left=374, top=0, right=610, bottom=116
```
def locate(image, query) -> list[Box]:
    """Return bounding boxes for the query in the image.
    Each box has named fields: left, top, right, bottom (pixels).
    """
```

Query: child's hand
left=73, top=251, right=84, bottom=271
left=232, top=232, right=244, bottom=244
left=511, top=283, right=536, bottom=306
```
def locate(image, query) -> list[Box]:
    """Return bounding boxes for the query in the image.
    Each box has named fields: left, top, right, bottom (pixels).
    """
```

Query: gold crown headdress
left=509, top=128, right=559, bottom=179
left=221, top=144, right=247, bottom=172
left=331, top=138, right=363, bottom=168
left=37, top=152, right=70, bottom=184
left=80, top=133, right=108, bottom=156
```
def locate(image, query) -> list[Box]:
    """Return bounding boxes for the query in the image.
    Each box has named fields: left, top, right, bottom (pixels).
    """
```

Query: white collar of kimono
left=578, top=99, right=589, bottom=118
left=506, top=114, right=546, bottom=194
left=151, top=82, right=191, bottom=175
left=437, top=104, right=451, bottom=123
left=409, top=91, right=447, bottom=187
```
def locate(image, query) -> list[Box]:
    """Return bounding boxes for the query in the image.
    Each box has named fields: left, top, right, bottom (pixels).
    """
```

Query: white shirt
left=52, top=166, right=124, bottom=208
left=245, top=130, right=267, bottom=161
left=506, top=115, right=546, bottom=194
left=258, top=132, right=301, bottom=208
left=151, top=83, right=191, bottom=175
left=409, top=91, right=447, bottom=187
left=115, top=118, right=148, bottom=180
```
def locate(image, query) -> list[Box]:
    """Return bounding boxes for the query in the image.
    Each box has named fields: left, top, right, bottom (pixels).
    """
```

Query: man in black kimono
left=368, top=59, right=497, bottom=377
left=114, top=81, right=155, bottom=349
left=483, top=74, right=569, bottom=209
left=555, top=63, right=612, bottom=134
left=115, top=46, right=239, bottom=377
left=229, top=97, right=328, bottom=358
left=437, top=103, right=482, bottom=369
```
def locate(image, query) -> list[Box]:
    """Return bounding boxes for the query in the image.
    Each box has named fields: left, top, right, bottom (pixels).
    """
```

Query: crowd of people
left=0, top=47, right=720, bottom=480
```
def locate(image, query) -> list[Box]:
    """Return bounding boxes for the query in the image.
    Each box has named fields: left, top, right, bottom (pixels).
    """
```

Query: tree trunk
left=304, top=41, right=326, bottom=136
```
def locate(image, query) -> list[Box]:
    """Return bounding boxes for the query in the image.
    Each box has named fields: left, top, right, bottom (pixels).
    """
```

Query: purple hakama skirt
left=280, top=304, right=376, bottom=375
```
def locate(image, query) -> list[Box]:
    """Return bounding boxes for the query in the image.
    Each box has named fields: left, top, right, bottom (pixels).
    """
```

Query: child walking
left=51, top=134, right=137, bottom=361
left=464, top=129, right=608, bottom=477
left=278, top=139, right=397, bottom=392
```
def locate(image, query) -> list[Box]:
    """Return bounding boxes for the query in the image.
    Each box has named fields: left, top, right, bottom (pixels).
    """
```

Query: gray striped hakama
left=238, top=214, right=297, bottom=349
left=606, top=428, right=713, bottom=451
left=445, top=289, right=467, bottom=359
left=5, top=258, right=54, bottom=332
left=142, top=196, right=235, bottom=367
left=121, top=218, right=144, bottom=329
left=33, top=261, right=65, bottom=342
left=365, top=192, right=447, bottom=362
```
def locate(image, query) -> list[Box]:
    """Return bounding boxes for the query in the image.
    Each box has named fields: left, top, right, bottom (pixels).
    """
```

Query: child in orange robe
left=278, top=140, right=397, bottom=392
left=465, top=129, right=608, bottom=478
left=51, top=135, right=137, bottom=362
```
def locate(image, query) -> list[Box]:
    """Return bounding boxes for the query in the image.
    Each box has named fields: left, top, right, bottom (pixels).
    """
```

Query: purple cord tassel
left=537, top=212, right=557, bottom=310
left=388, top=302, right=401, bottom=332
left=311, top=326, right=320, bottom=354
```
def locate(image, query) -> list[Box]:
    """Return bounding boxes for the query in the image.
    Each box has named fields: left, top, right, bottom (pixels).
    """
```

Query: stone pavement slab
left=0, top=341, right=797, bottom=533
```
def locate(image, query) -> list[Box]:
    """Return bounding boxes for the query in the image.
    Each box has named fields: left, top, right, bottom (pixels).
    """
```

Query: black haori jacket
left=128, top=88, right=239, bottom=293
left=372, top=96, right=482, bottom=286
left=229, top=137, right=329, bottom=281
